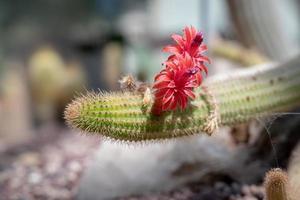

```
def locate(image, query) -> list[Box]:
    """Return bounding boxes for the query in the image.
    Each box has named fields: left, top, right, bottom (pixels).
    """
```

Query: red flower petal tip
left=152, top=26, right=210, bottom=115
left=191, top=32, right=203, bottom=47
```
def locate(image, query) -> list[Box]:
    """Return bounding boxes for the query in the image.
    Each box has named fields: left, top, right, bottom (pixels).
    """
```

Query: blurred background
left=0, top=0, right=299, bottom=199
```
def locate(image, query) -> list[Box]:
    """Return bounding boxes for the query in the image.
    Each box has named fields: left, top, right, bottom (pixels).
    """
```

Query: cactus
left=264, top=168, right=291, bottom=200
left=263, top=144, right=300, bottom=200
left=212, top=40, right=268, bottom=66
left=65, top=56, right=300, bottom=141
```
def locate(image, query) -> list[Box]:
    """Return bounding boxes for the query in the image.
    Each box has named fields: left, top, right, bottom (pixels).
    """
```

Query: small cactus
left=264, top=168, right=291, bottom=200
left=65, top=56, right=300, bottom=141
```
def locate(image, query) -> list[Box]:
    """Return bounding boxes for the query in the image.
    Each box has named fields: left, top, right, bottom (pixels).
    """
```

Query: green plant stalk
left=65, top=56, right=300, bottom=141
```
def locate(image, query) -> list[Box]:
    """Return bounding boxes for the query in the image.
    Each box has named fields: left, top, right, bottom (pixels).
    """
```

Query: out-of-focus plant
left=29, top=46, right=66, bottom=104
left=0, top=63, right=32, bottom=143
left=29, top=46, right=86, bottom=122
left=64, top=26, right=300, bottom=142
left=212, top=40, right=268, bottom=66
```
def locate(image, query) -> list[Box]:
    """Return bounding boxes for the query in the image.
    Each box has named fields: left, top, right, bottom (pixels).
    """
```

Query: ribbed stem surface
left=65, top=56, right=300, bottom=141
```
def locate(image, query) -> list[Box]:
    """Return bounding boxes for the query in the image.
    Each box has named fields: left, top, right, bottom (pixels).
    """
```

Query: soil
left=0, top=124, right=266, bottom=200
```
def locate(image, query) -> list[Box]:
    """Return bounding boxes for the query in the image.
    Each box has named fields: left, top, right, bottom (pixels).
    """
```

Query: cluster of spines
left=64, top=57, right=300, bottom=141
left=264, top=168, right=290, bottom=200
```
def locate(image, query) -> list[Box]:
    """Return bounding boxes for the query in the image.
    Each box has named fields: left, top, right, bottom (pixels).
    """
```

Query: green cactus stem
left=65, top=56, right=300, bottom=141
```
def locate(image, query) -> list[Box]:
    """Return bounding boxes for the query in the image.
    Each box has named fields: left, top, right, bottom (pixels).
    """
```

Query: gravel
left=0, top=125, right=266, bottom=200
left=0, top=125, right=100, bottom=200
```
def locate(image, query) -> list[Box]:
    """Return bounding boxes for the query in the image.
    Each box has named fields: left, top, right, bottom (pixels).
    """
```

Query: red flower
left=163, top=26, right=210, bottom=74
left=164, top=54, right=204, bottom=85
left=152, top=26, right=210, bottom=115
left=152, top=66, right=200, bottom=115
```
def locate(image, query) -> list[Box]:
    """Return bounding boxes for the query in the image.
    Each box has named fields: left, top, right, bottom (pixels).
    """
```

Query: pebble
left=68, top=161, right=82, bottom=173
left=18, top=152, right=40, bottom=166
left=28, top=172, right=42, bottom=184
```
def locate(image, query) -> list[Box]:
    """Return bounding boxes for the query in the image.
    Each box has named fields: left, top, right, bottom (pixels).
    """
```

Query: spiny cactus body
left=264, top=168, right=291, bottom=200
left=65, top=56, right=300, bottom=141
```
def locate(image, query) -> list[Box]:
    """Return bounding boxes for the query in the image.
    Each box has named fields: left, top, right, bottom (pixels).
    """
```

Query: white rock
left=28, top=172, right=42, bottom=185
left=77, top=132, right=259, bottom=200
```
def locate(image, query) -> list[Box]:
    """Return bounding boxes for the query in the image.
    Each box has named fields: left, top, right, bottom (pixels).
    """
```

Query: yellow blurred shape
left=28, top=46, right=86, bottom=122
left=28, top=46, right=66, bottom=103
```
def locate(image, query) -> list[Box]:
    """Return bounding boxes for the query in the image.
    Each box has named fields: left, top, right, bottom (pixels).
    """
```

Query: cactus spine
left=65, top=56, right=300, bottom=141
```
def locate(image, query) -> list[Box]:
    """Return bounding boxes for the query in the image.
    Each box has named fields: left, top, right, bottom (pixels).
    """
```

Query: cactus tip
left=264, top=168, right=290, bottom=200
left=64, top=98, right=82, bottom=125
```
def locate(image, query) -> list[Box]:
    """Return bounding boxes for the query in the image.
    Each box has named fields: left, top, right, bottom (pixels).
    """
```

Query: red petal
left=155, top=89, right=168, bottom=99
left=183, top=89, right=196, bottom=99
left=165, top=60, right=177, bottom=69
left=169, top=54, right=176, bottom=59
left=171, top=34, right=185, bottom=48
left=197, top=64, right=208, bottom=75
left=162, top=45, right=180, bottom=54
left=199, top=44, right=208, bottom=52
left=195, top=55, right=211, bottom=64
left=183, top=54, right=193, bottom=68
left=162, top=96, right=174, bottom=110
left=153, top=80, right=170, bottom=89
left=155, top=74, right=171, bottom=82
left=189, top=26, right=197, bottom=40
left=154, top=69, right=173, bottom=81
left=184, top=26, right=192, bottom=44
left=154, top=70, right=166, bottom=80
left=194, top=72, right=203, bottom=85
left=169, top=97, right=178, bottom=110
left=163, top=89, right=174, bottom=104
left=185, top=81, right=198, bottom=88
